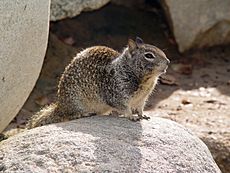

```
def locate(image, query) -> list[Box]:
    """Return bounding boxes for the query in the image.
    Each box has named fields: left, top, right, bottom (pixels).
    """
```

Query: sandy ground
left=3, top=4, right=230, bottom=173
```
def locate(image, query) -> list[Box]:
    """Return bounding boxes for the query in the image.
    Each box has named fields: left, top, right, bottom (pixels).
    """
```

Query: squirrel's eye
left=144, top=53, right=155, bottom=59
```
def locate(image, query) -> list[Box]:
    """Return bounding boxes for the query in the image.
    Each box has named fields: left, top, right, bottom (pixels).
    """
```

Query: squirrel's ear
left=128, top=39, right=137, bottom=52
left=135, top=37, right=144, bottom=46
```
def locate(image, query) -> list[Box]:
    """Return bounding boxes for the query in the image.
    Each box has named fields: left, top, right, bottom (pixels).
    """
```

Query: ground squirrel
left=27, top=37, right=169, bottom=129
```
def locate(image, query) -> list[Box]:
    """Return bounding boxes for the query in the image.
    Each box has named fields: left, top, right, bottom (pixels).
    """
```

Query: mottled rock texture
left=50, top=0, right=110, bottom=21
left=0, top=116, right=221, bottom=173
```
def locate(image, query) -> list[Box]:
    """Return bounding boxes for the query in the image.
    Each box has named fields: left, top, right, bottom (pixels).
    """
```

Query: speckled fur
left=27, top=38, right=169, bottom=128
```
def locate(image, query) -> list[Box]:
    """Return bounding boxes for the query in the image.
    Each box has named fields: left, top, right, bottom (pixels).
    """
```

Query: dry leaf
left=204, top=100, right=226, bottom=105
left=176, top=105, right=182, bottom=111
left=171, top=63, right=193, bottom=75
left=35, top=96, right=49, bottom=106
left=160, top=74, right=178, bottom=85
left=181, top=99, right=191, bottom=105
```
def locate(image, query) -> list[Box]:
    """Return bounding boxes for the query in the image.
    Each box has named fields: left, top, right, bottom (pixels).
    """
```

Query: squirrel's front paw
left=127, top=114, right=150, bottom=121
left=138, top=114, right=150, bottom=120
left=128, top=115, right=141, bottom=121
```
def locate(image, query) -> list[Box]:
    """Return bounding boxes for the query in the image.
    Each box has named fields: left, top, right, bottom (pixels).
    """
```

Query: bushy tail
left=26, top=103, right=62, bottom=129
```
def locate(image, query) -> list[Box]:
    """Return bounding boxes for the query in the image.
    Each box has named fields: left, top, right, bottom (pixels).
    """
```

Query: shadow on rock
left=57, top=116, right=143, bottom=172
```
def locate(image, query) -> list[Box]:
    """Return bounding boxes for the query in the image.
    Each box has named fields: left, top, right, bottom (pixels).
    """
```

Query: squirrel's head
left=126, top=37, right=170, bottom=77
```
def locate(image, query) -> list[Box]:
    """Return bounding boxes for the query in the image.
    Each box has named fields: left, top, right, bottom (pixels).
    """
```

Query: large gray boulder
left=50, top=0, right=110, bottom=21
left=0, top=0, right=50, bottom=133
left=162, top=0, right=230, bottom=52
left=0, top=116, right=221, bottom=173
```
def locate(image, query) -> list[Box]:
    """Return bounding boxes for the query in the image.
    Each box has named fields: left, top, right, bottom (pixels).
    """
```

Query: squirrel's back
left=57, top=46, right=120, bottom=117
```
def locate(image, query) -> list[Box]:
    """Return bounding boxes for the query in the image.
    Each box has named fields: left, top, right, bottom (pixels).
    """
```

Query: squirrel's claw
left=129, top=116, right=141, bottom=121
left=139, top=114, right=150, bottom=120
left=128, top=114, right=150, bottom=121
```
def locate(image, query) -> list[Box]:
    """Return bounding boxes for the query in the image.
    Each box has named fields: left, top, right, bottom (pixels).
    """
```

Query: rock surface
left=0, top=116, right=221, bottom=173
left=50, top=0, right=110, bottom=21
left=162, top=0, right=230, bottom=52
left=0, top=0, right=50, bottom=133
left=190, top=124, right=230, bottom=173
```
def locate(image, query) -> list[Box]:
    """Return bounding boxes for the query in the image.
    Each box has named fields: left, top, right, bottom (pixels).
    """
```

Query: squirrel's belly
left=83, top=99, right=113, bottom=115
left=129, top=90, right=150, bottom=109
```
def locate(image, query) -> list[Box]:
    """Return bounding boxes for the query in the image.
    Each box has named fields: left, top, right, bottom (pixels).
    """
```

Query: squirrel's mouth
left=158, top=65, right=168, bottom=74
left=148, top=64, right=168, bottom=75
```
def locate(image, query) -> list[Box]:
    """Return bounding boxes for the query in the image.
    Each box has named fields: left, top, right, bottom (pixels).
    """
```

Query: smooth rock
left=0, top=116, right=221, bottom=173
left=162, top=0, right=230, bottom=52
left=50, top=0, right=110, bottom=21
left=0, top=0, right=50, bottom=132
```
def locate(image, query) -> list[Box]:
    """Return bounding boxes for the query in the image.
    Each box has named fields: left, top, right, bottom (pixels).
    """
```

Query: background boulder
left=0, top=116, right=221, bottom=173
left=0, top=0, right=50, bottom=132
left=50, top=0, right=110, bottom=21
left=162, top=0, right=230, bottom=52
